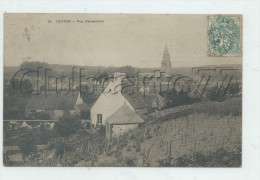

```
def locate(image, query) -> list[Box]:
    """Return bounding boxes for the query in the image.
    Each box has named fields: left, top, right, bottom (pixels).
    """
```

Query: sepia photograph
left=3, top=13, right=243, bottom=167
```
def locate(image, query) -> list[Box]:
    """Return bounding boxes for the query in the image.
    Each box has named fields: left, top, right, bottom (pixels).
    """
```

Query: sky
left=4, top=14, right=242, bottom=68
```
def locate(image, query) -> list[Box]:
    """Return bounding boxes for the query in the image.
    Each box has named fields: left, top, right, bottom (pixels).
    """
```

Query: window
left=97, top=114, right=102, bottom=124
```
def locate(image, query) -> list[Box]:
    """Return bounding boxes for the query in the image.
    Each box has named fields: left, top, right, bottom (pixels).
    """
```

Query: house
left=138, top=70, right=173, bottom=95
left=25, top=92, right=84, bottom=120
left=105, top=103, right=144, bottom=139
left=90, top=72, right=148, bottom=127
left=143, top=94, right=167, bottom=110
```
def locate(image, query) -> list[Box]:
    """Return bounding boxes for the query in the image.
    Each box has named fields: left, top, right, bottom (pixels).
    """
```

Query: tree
left=20, top=79, right=33, bottom=94
left=53, top=112, right=82, bottom=137
left=20, top=61, right=49, bottom=70
left=81, top=92, right=100, bottom=105
left=80, top=109, right=90, bottom=119
left=116, top=65, right=136, bottom=77
left=98, top=124, right=106, bottom=137
left=173, top=155, right=193, bottom=167
left=27, top=111, right=51, bottom=120
left=208, top=86, right=226, bottom=102
left=19, top=133, right=38, bottom=161
left=55, top=140, right=72, bottom=159
left=4, top=79, right=30, bottom=119
left=160, top=88, right=200, bottom=108
left=228, top=82, right=240, bottom=97
left=94, top=70, right=109, bottom=84
left=38, top=124, right=50, bottom=144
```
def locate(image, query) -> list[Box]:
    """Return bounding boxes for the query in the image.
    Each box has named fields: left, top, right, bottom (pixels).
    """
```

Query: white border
left=0, top=1, right=260, bottom=180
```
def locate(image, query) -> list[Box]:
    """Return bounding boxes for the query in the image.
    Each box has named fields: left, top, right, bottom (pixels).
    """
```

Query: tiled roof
left=76, top=102, right=90, bottom=111
left=122, top=92, right=148, bottom=109
left=106, top=103, right=144, bottom=125
left=26, top=92, right=79, bottom=110
left=143, top=94, right=167, bottom=108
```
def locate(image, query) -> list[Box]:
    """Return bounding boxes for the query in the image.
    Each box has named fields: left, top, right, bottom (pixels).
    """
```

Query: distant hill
left=4, top=63, right=242, bottom=81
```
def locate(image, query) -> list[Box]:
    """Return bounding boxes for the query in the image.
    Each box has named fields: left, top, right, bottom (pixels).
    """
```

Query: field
left=75, top=114, right=241, bottom=167
left=73, top=97, right=242, bottom=167
left=4, top=97, right=242, bottom=167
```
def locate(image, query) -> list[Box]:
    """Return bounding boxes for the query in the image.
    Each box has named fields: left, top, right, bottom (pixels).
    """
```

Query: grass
left=4, top=97, right=242, bottom=167
left=138, top=113, right=241, bottom=166
left=147, top=96, right=242, bottom=123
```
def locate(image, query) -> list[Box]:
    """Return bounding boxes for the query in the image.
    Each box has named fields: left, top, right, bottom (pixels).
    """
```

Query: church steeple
left=163, top=45, right=170, bottom=61
left=161, top=45, right=172, bottom=71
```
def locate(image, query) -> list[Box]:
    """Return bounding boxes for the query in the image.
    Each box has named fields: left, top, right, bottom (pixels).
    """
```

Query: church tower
left=161, top=45, right=172, bottom=72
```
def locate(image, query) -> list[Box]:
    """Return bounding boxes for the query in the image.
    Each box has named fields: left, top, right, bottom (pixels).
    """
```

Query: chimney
left=112, top=72, right=126, bottom=93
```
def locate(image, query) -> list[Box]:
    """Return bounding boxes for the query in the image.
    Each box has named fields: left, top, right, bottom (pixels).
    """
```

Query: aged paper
left=3, top=13, right=242, bottom=167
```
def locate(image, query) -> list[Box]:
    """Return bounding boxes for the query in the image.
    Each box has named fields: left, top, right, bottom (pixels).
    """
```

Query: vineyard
left=4, top=97, right=242, bottom=167
left=72, top=113, right=241, bottom=167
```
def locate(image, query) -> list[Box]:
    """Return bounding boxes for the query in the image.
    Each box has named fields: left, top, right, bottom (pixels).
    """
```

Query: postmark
left=208, top=15, right=242, bottom=57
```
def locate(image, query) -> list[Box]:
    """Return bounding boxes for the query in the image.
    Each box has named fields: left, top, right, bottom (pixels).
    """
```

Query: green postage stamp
left=208, top=15, right=242, bottom=57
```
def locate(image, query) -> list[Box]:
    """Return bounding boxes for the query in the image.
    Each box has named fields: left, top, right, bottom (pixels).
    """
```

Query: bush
left=124, top=156, right=138, bottom=167
left=207, top=86, right=226, bottom=102
left=173, top=147, right=241, bottom=167
left=37, top=125, right=51, bottom=144
left=54, top=112, right=82, bottom=137
left=160, top=88, right=201, bottom=108
left=228, top=82, right=240, bottom=96
left=55, top=141, right=72, bottom=159
left=97, top=125, right=106, bottom=137
left=27, top=111, right=51, bottom=120
left=18, top=133, right=38, bottom=161
left=80, top=110, right=90, bottom=119
left=174, top=155, right=193, bottom=167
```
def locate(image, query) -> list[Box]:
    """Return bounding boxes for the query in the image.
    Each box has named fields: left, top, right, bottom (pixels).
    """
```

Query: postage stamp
left=208, top=15, right=242, bottom=57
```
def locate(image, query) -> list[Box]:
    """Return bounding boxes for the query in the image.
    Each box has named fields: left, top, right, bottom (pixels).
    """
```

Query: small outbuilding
left=105, top=103, right=144, bottom=139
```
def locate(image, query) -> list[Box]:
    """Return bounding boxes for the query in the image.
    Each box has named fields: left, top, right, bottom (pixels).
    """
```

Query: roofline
left=90, top=80, right=113, bottom=109
left=106, top=122, right=144, bottom=125
left=4, top=119, right=57, bottom=122
left=121, top=92, right=149, bottom=109
left=25, top=108, right=76, bottom=110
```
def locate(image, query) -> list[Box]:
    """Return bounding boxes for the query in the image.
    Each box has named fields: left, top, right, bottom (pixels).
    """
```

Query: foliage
left=18, top=133, right=38, bottom=161
left=20, top=61, right=49, bottom=75
left=160, top=88, right=201, bottom=108
left=4, top=122, right=57, bottom=146
left=228, top=82, right=240, bottom=96
left=27, top=111, right=51, bottom=120
left=124, top=156, right=138, bottom=167
left=207, top=86, right=226, bottom=102
left=98, top=125, right=106, bottom=137
left=37, top=125, right=51, bottom=144
left=174, top=154, right=199, bottom=167
left=81, top=92, right=100, bottom=106
left=55, top=140, right=72, bottom=159
left=20, top=79, right=33, bottom=94
left=173, top=148, right=241, bottom=167
left=94, top=70, right=109, bottom=83
left=116, top=65, right=137, bottom=77
left=4, top=79, right=32, bottom=119
left=80, top=110, right=90, bottom=119
left=53, top=112, right=82, bottom=137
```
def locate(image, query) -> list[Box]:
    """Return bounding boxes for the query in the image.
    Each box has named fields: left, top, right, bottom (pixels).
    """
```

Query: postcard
left=3, top=13, right=243, bottom=167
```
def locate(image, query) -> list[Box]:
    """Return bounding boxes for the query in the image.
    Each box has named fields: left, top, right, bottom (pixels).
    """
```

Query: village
left=3, top=46, right=242, bottom=166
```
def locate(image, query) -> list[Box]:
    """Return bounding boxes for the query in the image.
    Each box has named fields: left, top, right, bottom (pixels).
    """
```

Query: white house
left=90, top=72, right=148, bottom=127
